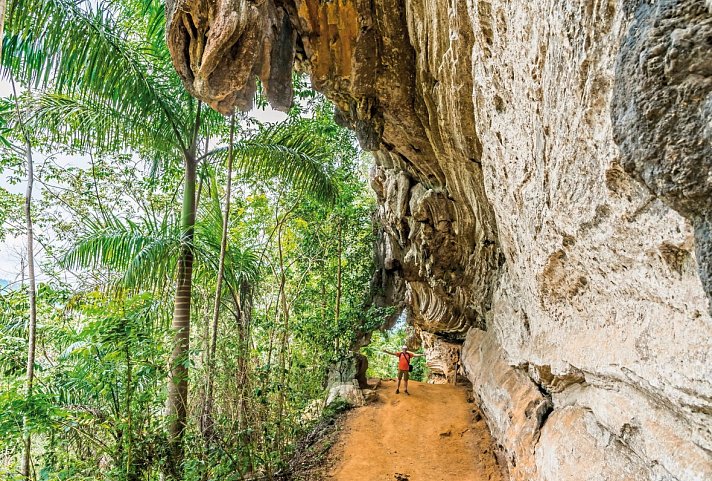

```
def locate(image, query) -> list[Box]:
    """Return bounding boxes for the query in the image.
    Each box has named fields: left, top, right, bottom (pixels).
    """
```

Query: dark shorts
left=397, top=369, right=410, bottom=380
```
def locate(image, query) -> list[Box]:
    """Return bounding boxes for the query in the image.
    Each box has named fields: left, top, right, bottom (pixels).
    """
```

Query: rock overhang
left=166, top=1, right=712, bottom=479
left=166, top=0, right=501, bottom=338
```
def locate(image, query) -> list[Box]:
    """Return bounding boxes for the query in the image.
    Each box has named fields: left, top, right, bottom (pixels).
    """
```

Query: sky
left=0, top=79, right=289, bottom=286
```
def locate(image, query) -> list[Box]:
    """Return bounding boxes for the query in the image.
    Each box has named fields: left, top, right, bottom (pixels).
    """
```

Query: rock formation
left=165, top=1, right=712, bottom=479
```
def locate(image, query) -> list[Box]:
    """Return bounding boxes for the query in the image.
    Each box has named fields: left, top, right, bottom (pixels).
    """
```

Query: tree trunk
left=202, top=115, right=235, bottom=440
left=166, top=103, right=201, bottom=478
left=13, top=75, right=37, bottom=481
left=234, top=282, right=253, bottom=470
left=334, top=218, right=343, bottom=351
left=20, top=136, right=36, bottom=481
left=274, top=220, right=289, bottom=455
left=0, top=0, right=7, bottom=62
left=166, top=153, right=196, bottom=476
left=125, top=339, right=135, bottom=480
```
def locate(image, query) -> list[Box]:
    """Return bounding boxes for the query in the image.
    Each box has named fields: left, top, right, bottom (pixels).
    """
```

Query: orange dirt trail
left=325, top=379, right=504, bottom=481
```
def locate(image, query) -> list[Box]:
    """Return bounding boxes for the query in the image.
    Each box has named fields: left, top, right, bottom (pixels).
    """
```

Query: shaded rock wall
left=612, top=1, right=712, bottom=305
left=166, top=0, right=712, bottom=479
left=418, top=330, right=461, bottom=384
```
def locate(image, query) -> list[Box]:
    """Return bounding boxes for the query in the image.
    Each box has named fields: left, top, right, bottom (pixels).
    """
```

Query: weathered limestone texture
left=462, top=328, right=551, bottom=479
left=612, top=1, right=712, bottom=309
left=419, top=330, right=461, bottom=384
left=325, top=379, right=365, bottom=407
left=166, top=0, right=712, bottom=479
left=467, top=1, right=711, bottom=478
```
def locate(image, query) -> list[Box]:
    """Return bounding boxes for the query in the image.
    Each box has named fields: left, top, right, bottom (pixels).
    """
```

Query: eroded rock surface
left=419, top=330, right=461, bottom=384
left=166, top=1, right=712, bottom=479
left=612, top=1, right=712, bottom=305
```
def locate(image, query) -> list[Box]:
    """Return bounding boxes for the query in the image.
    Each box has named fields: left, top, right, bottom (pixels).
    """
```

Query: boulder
left=326, top=380, right=365, bottom=408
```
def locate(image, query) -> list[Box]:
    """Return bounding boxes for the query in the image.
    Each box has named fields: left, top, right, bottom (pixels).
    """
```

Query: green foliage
left=3, top=0, right=188, bottom=151
left=0, top=1, right=389, bottom=480
left=0, top=95, right=377, bottom=478
left=0, top=286, right=171, bottom=479
left=0, top=188, right=22, bottom=241
left=20, top=91, right=179, bottom=157
left=203, top=118, right=339, bottom=203
left=362, top=321, right=429, bottom=382
left=63, top=215, right=182, bottom=290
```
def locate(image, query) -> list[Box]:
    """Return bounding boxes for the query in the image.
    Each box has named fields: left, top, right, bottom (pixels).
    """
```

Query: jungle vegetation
left=0, top=1, right=415, bottom=479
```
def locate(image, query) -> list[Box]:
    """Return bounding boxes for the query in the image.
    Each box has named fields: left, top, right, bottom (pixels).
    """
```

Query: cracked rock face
left=419, top=330, right=462, bottom=384
left=612, top=0, right=712, bottom=307
left=167, top=0, right=712, bottom=479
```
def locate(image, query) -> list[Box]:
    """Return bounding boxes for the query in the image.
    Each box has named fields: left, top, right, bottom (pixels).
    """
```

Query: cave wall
left=463, top=2, right=711, bottom=479
left=165, top=0, right=712, bottom=479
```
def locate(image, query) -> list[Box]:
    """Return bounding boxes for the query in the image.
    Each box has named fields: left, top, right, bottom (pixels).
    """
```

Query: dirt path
left=325, top=379, right=503, bottom=481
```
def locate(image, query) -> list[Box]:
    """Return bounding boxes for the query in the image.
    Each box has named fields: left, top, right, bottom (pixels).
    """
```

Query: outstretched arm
left=409, top=352, right=424, bottom=358
left=382, top=349, right=398, bottom=356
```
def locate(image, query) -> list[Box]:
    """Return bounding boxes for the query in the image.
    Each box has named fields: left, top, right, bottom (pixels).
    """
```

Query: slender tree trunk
left=89, top=154, right=108, bottom=222
left=259, top=314, right=277, bottom=474
left=125, top=339, right=134, bottom=480
left=166, top=153, right=196, bottom=476
left=321, top=281, right=326, bottom=322
left=13, top=75, right=37, bottom=481
left=334, top=218, right=343, bottom=351
left=166, top=103, right=201, bottom=479
left=199, top=302, right=209, bottom=413
left=196, top=136, right=209, bottom=434
left=0, top=0, right=7, bottom=62
left=232, top=283, right=253, bottom=471
left=274, top=221, right=289, bottom=455
left=20, top=137, right=36, bottom=481
left=202, top=115, right=236, bottom=440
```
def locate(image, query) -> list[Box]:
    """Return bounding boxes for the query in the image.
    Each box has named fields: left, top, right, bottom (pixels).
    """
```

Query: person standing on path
left=382, top=345, right=424, bottom=395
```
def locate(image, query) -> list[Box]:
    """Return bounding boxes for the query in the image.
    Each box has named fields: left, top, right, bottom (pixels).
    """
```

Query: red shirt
left=398, top=352, right=412, bottom=371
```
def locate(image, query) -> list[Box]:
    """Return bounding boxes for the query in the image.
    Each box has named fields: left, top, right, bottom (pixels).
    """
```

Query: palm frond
left=131, top=0, right=167, bottom=49
left=0, top=98, right=16, bottom=148
left=64, top=210, right=259, bottom=293
left=203, top=119, right=338, bottom=203
left=17, top=92, right=179, bottom=156
left=195, top=198, right=261, bottom=291
left=3, top=0, right=188, bottom=145
left=62, top=215, right=181, bottom=291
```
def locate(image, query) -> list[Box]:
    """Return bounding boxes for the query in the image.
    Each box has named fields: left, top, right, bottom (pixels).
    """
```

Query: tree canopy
left=0, top=1, right=413, bottom=480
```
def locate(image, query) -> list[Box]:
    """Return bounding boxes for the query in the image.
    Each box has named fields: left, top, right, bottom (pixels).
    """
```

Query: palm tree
left=2, top=0, right=335, bottom=475
left=4, top=2, right=207, bottom=472
left=62, top=120, right=337, bottom=292
left=57, top=118, right=335, bottom=475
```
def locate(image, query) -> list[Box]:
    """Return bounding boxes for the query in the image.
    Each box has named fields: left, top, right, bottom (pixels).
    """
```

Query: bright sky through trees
left=0, top=78, right=288, bottom=283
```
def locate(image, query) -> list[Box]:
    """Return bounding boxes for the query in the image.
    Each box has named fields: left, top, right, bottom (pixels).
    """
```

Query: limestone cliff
left=165, top=1, right=712, bottom=479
